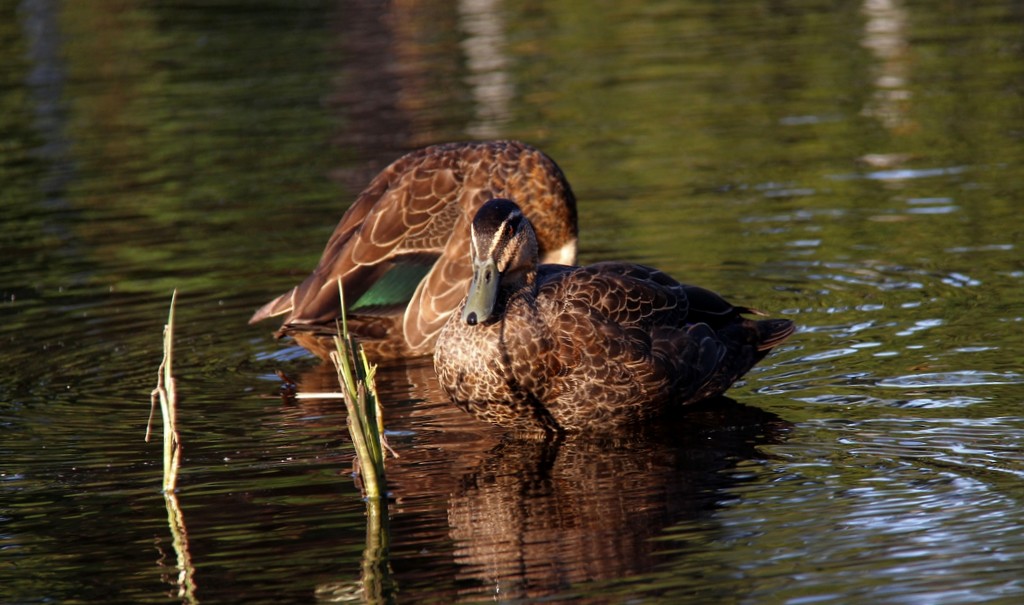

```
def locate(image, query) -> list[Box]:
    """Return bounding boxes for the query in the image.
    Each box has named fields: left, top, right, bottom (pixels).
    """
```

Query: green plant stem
left=331, top=278, right=388, bottom=500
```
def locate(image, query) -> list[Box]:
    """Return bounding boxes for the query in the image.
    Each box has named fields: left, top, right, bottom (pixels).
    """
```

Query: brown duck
left=249, top=141, right=578, bottom=360
left=434, top=199, right=796, bottom=434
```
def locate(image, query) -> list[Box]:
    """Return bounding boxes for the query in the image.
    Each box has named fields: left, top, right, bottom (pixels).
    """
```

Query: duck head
left=462, top=198, right=539, bottom=326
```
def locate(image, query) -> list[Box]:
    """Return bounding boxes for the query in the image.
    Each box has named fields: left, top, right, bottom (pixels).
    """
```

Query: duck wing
left=251, top=140, right=578, bottom=357
left=533, top=263, right=793, bottom=410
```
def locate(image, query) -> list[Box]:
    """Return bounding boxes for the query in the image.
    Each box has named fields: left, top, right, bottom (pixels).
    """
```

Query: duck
left=433, top=198, right=796, bottom=435
left=249, top=141, right=578, bottom=360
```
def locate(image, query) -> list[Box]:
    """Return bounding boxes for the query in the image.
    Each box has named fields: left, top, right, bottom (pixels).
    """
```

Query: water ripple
left=831, top=417, right=1024, bottom=479
left=797, top=393, right=986, bottom=409
left=699, top=415, right=1024, bottom=605
left=878, top=371, right=1024, bottom=388
left=832, top=165, right=969, bottom=181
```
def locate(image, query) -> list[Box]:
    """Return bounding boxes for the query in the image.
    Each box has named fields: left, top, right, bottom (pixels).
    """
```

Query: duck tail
left=249, top=288, right=297, bottom=325
left=754, top=318, right=796, bottom=352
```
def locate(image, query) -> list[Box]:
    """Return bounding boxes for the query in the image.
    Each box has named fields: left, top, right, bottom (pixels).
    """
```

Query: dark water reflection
left=277, top=362, right=788, bottom=603
left=4, top=0, right=1024, bottom=603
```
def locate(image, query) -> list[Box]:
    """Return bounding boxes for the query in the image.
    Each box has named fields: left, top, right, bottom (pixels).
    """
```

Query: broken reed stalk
left=146, top=291, right=198, bottom=602
left=330, top=279, right=389, bottom=500
left=148, top=289, right=182, bottom=493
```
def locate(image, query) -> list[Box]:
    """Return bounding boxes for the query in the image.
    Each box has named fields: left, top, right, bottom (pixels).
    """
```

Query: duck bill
left=461, top=258, right=499, bottom=325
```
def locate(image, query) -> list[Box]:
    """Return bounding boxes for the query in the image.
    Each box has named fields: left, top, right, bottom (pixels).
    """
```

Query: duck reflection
left=449, top=404, right=786, bottom=600
left=280, top=359, right=788, bottom=602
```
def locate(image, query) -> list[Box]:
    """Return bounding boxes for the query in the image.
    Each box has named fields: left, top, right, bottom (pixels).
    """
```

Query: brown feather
left=434, top=199, right=795, bottom=434
left=250, top=140, right=578, bottom=360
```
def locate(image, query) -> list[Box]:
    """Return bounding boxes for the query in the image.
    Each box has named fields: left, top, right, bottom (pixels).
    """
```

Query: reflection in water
left=18, top=0, right=73, bottom=199
left=314, top=497, right=395, bottom=603
left=458, top=0, right=513, bottom=138
left=327, top=0, right=413, bottom=179
left=328, top=0, right=483, bottom=186
left=860, top=0, right=913, bottom=134
left=327, top=0, right=514, bottom=185
left=159, top=491, right=199, bottom=604
left=282, top=360, right=788, bottom=601
left=448, top=406, right=787, bottom=601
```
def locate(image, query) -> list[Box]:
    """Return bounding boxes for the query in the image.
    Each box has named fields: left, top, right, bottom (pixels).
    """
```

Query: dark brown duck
left=250, top=140, right=578, bottom=360
left=434, top=198, right=796, bottom=435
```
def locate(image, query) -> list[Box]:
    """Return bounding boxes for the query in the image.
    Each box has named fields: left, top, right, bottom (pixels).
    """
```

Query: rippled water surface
left=3, top=0, right=1024, bottom=603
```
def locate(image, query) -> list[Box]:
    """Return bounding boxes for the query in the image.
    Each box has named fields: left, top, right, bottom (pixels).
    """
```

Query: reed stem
left=148, top=289, right=181, bottom=493
left=330, top=279, right=389, bottom=499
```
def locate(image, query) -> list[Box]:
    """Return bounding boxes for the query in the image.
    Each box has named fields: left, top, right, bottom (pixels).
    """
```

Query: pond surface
left=3, top=0, right=1024, bottom=603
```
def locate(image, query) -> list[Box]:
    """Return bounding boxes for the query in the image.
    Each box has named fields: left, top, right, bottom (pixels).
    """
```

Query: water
left=3, top=0, right=1024, bottom=602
